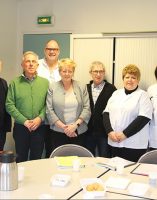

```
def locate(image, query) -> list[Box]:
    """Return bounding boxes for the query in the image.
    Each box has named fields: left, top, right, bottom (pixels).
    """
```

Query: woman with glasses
left=103, top=64, right=152, bottom=162
left=86, top=61, right=116, bottom=157
left=46, top=58, right=91, bottom=153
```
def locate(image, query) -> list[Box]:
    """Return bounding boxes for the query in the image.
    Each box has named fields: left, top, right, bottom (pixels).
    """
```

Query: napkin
left=105, top=176, right=130, bottom=190
left=128, top=182, right=149, bottom=196
left=51, top=174, right=71, bottom=187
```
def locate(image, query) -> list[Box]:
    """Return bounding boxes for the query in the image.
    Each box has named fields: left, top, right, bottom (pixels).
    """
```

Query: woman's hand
left=64, top=123, right=78, bottom=137
left=55, top=120, right=66, bottom=129
left=108, top=131, right=119, bottom=142
left=116, top=132, right=127, bottom=142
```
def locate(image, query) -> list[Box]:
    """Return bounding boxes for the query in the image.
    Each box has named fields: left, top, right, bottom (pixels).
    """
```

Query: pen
left=133, top=172, right=148, bottom=176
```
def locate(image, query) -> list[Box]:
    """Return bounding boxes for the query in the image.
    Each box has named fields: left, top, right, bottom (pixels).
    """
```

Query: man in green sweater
left=6, top=51, right=49, bottom=162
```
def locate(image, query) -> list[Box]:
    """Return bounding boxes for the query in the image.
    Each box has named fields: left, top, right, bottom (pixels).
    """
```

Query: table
left=0, top=157, right=156, bottom=199
left=0, top=157, right=108, bottom=199
left=97, top=163, right=157, bottom=200
left=72, top=162, right=157, bottom=199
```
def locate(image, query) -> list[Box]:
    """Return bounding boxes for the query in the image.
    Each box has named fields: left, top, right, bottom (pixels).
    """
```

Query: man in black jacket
left=86, top=61, right=116, bottom=157
left=0, top=60, right=11, bottom=151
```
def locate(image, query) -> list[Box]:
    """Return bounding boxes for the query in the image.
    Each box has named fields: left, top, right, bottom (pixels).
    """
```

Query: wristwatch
left=76, top=123, right=80, bottom=127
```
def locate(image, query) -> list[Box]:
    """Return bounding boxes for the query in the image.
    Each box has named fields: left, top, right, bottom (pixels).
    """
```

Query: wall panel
left=115, top=38, right=157, bottom=89
left=71, top=35, right=157, bottom=90
left=71, top=35, right=114, bottom=85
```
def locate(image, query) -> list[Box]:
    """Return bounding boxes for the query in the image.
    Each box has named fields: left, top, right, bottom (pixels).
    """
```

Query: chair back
left=138, top=150, right=157, bottom=164
left=49, top=144, right=94, bottom=158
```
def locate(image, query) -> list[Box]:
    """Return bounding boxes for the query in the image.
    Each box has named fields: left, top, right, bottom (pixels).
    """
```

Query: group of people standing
left=0, top=39, right=156, bottom=163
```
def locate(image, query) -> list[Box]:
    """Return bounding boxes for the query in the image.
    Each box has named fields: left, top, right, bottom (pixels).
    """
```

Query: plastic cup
left=18, top=166, right=25, bottom=181
left=73, top=159, right=80, bottom=171
left=149, top=172, right=157, bottom=187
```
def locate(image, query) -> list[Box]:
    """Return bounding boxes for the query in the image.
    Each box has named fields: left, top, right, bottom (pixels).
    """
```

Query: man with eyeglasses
left=86, top=61, right=116, bottom=157
left=37, top=40, right=61, bottom=84
left=37, top=39, right=61, bottom=158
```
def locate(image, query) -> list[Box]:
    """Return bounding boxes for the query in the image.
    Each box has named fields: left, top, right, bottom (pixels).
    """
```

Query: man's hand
left=24, top=117, right=42, bottom=132
left=29, top=117, right=42, bottom=131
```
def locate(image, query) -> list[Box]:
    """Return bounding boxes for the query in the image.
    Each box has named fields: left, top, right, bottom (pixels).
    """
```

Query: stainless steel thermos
left=0, top=151, right=18, bottom=191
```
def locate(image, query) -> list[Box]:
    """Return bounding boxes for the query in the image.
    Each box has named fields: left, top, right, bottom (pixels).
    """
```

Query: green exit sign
left=37, top=16, right=51, bottom=24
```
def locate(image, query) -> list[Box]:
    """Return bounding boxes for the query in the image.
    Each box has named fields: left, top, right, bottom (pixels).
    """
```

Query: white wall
left=18, top=0, right=157, bottom=33
left=16, top=0, right=157, bottom=70
left=2, top=0, right=157, bottom=80
left=0, top=0, right=17, bottom=152
left=0, top=0, right=17, bottom=82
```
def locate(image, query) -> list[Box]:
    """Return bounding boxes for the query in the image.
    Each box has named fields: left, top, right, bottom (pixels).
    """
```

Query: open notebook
left=96, top=156, right=135, bottom=171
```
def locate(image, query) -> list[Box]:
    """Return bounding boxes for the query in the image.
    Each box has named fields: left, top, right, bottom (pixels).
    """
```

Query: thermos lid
left=0, top=151, right=16, bottom=163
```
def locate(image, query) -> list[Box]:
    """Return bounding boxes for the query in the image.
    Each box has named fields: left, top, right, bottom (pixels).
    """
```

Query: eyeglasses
left=45, top=48, right=59, bottom=52
left=92, top=70, right=105, bottom=75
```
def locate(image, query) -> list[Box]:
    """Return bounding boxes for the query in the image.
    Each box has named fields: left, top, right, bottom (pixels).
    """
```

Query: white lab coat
left=104, top=88, right=152, bottom=149
left=37, top=58, right=61, bottom=84
left=147, top=84, right=157, bottom=148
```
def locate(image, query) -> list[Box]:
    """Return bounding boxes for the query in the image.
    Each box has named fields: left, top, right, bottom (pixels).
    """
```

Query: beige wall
left=16, top=0, right=157, bottom=71
left=18, top=0, right=157, bottom=33
left=0, top=0, right=17, bottom=82
left=0, top=0, right=157, bottom=80
left=0, top=0, right=17, bottom=152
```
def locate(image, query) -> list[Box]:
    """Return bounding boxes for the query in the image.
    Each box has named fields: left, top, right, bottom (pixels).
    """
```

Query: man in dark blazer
left=86, top=61, right=116, bottom=157
left=0, top=60, right=11, bottom=151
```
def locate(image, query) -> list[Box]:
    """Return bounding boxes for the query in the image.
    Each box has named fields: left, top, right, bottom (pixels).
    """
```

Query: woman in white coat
left=147, top=66, right=157, bottom=150
left=103, top=64, right=153, bottom=162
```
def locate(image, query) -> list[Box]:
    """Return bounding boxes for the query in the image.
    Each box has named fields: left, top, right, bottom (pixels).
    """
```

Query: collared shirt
left=92, top=81, right=105, bottom=105
left=22, top=73, right=36, bottom=82
left=37, top=58, right=61, bottom=84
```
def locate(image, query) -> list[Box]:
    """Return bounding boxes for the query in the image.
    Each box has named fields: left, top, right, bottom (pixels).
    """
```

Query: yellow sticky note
left=54, top=156, right=79, bottom=167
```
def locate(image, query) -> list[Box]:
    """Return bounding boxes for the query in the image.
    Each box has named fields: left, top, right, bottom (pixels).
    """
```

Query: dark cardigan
left=87, top=80, right=116, bottom=138
left=0, top=78, right=11, bottom=132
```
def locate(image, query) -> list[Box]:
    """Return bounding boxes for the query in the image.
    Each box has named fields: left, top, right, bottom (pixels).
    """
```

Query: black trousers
left=86, top=135, right=112, bottom=158
left=48, top=129, right=87, bottom=155
left=13, top=123, right=45, bottom=162
left=0, top=130, right=7, bottom=151
left=44, top=125, right=53, bottom=158
left=111, top=146, right=147, bottom=162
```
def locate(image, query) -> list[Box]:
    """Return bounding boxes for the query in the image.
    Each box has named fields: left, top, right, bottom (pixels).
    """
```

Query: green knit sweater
left=6, top=75, right=49, bottom=125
